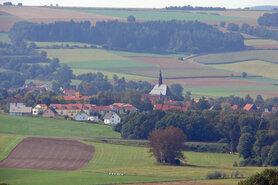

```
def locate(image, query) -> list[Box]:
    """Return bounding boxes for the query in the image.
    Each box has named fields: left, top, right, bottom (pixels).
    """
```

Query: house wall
left=75, top=113, right=88, bottom=121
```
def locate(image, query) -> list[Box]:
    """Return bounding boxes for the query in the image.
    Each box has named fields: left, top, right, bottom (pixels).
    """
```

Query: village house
left=231, top=105, right=241, bottom=110
left=243, top=104, right=258, bottom=113
left=9, top=104, right=32, bottom=116
left=63, top=89, right=77, bottom=96
left=91, top=105, right=112, bottom=116
left=6, top=97, right=24, bottom=109
left=75, top=110, right=89, bottom=121
left=111, top=103, right=138, bottom=113
left=103, top=112, right=121, bottom=125
left=49, top=104, right=93, bottom=118
left=32, top=104, right=48, bottom=116
left=63, top=92, right=89, bottom=102
left=42, top=107, right=58, bottom=119
left=153, top=104, right=188, bottom=111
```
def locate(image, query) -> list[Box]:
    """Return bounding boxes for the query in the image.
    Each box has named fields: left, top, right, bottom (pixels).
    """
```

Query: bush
left=238, top=169, right=278, bottom=185
left=206, top=171, right=227, bottom=179
left=233, top=161, right=238, bottom=167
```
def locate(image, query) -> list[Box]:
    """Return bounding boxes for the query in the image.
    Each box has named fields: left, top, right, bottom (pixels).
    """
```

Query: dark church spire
left=158, top=70, right=162, bottom=86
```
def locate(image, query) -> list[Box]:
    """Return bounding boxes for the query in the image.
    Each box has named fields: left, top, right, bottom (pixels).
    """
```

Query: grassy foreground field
left=0, top=135, right=265, bottom=185
left=0, top=113, right=120, bottom=138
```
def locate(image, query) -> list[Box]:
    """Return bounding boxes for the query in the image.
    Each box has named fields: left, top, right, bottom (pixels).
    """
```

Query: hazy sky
left=1, top=0, right=278, bottom=9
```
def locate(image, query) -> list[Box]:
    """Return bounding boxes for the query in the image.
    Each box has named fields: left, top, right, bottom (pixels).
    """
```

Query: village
left=5, top=72, right=278, bottom=125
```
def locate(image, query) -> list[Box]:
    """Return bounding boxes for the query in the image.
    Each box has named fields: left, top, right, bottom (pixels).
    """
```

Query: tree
left=238, top=169, right=278, bottom=185
left=148, top=126, right=186, bottom=165
left=220, top=21, right=226, bottom=28
left=170, top=83, right=184, bottom=101
left=227, top=23, right=239, bottom=31
left=241, top=72, right=247, bottom=78
left=127, top=15, right=136, bottom=23
left=267, top=141, right=278, bottom=166
left=237, top=133, right=255, bottom=159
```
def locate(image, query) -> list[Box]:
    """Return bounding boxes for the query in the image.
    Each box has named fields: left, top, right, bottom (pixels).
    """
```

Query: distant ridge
left=247, top=5, right=278, bottom=10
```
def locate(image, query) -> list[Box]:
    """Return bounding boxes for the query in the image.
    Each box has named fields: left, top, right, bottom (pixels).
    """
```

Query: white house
left=32, top=104, right=48, bottom=116
left=75, top=110, right=89, bottom=121
left=9, top=104, right=32, bottom=116
left=103, top=112, right=121, bottom=125
left=88, top=115, right=99, bottom=122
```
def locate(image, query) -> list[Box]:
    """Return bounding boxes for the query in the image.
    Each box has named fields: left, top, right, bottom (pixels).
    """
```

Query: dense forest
left=165, top=5, right=226, bottom=11
left=9, top=20, right=245, bottom=53
left=257, top=13, right=278, bottom=27
left=240, top=24, right=278, bottom=40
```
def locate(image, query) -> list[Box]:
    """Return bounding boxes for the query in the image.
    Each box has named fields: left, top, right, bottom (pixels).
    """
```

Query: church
left=141, top=71, right=173, bottom=103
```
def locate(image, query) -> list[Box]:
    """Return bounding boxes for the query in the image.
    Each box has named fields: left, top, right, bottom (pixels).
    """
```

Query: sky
left=1, top=0, right=278, bottom=9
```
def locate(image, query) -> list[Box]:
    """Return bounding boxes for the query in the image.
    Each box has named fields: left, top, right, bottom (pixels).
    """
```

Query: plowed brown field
left=0, top=6, right=122, bottom=31
left=0, top=137, right=95, bottom=170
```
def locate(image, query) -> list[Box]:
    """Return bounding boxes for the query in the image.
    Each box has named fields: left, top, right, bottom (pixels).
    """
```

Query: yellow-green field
left=31, top=41, right=91, bottom=48
left=194, top=50, right=278, bottom=64
left=45, top=49, right=127, bottom=63
left=0, top=135, right=266, bottom=185
left=212, top=60, right=278, bottom=80
left=244, top=39, right=278, bottom=46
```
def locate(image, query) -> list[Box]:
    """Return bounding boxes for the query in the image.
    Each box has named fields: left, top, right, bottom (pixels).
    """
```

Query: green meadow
left=244, top=39, right=278, bottom=46
left=193, top=50, right=278, bottom=64
left=185, top=85, right=278, bottom=98
left=65, top=8, right=254, bottom=21
left=0, top=135, right=265, bottom=185
left=0, top=113, right=120, bottom=138
left=212, top=60, right=278, bottom=80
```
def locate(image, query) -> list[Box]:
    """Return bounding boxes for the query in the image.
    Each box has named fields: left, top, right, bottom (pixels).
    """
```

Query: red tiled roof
left=232, top=105, right=241, bottom=110
left=63, top=96, right=89, bottom=101
left=6, top=97, right=23, bottom=103
left=243, top=104, right=256, bottom=111
left=154, top=104, right=187, bottom=111
left=112, top=103, right=126, bottom=107
left=112, top=105, right=124, bottom=110
left=49, top=104, right=92, bottom=110
left=63, top=90, right=77, bottom=95
left=92, top=106, right=112, bottom=111
left=124, top=105, right=137, bottom=111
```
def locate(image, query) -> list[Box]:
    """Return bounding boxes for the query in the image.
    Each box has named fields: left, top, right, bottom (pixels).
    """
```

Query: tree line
left=165, top=5, right=226, bottom=11
left=9, top=20, right=245, bottom=54
left=258, top=13, right=278, bottom=27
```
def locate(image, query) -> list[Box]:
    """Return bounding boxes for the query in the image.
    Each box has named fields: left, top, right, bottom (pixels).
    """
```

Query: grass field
left=0, top=113, right=120, bottom=138
left=193, top=50, right=278, bottom=64
left=65, top=8, right=254, bottom=22
left=72, top=69, right=153, bottom=80
left=67, top=59, right=153, bottom=69
left=44, top=49, right=128, bottom=63
left=244, top=39, right=278, bottom=46
left=110, top=50, right=190, bottom=58
left=185, top=85, right=278, bottom=98
left=30, top=41, right=91, bottom=48
left=0, top=135, right=266, bottom=185
left=212, top=60, right=278, bottom=80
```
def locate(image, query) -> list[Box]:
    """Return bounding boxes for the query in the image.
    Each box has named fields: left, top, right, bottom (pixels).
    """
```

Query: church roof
left=149, top=84, right=172, bottom=96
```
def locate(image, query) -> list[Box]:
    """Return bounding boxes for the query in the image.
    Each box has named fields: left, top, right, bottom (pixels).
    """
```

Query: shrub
left=238, top=169, right=278, bottom=185
left=233, top=161, right=238, bottom=167
left=206, top=171, right=227, bottom=179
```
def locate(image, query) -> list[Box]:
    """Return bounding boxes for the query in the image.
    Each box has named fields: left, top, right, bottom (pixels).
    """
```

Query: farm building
left=32, top=104, right=48, bottom=116
left=9, top=104, right=32, bottom=116
left=103, top=112, right=121, bottom=125
left=75, top=110, right=89, bottom=121
left=243, top=104, right=258, bottom=113
left=42, top=107, right=58, bottom=119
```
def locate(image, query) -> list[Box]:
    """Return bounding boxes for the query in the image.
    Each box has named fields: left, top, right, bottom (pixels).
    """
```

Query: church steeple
left=158, top=70, right=162, bottom=86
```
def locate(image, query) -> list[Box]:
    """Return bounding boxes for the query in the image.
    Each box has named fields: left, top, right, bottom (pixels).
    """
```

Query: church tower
left=158, top=70, right=162, bottom=86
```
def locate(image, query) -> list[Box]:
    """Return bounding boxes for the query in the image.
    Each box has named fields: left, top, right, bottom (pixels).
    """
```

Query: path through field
left=0, top=137, right=95, bottom=170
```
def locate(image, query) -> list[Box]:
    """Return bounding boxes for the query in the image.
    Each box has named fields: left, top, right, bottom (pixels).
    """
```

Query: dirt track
left=0, top=137, right=95, bottom=170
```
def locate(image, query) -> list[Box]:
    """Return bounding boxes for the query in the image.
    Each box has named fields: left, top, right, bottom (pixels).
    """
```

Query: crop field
left=193, top=50, right=278, bottom=64
left=244, top=39, right=278, bottom=46
left=0, top=6, right=122, bottom=31
left=212, top=60, right=278, bottom=80
left=0, top=113, right=120, bottom=138
left=30, top=41, right=91, bottom=48
left=65, top=8, right=254, bottom=22
left=190, top=10, right=269, bottom=19
left=0, top=135, right=266, bottom=185
left=184, top=85, right=278, bottom=98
